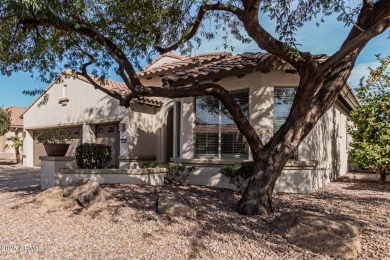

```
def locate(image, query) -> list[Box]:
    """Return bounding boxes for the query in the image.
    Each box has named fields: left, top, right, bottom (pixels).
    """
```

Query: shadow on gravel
left=96, top=184, right=281, bottom=258
left=0, top=160, right=18, bottom=165
left=337, top=175, right=390, bottom=193
left=10, top=186, right=41, bottom=196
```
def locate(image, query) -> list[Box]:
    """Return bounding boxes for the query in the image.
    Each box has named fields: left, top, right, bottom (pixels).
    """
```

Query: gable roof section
left=138, top=52, right=232, bottom=78
left=143, top=52, right=187, bottom=71
left=67, top=72, right=164, bottom=106
left=162, top=52, right=328, bottom=86
left=5, top=106, right=26, bottom=127
left=22, top=71, right=163, bottom=118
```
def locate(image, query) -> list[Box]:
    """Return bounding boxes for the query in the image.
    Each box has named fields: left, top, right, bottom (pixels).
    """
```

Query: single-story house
left=0, top=106, right=26, bottom=159
left=22, top=52, right=359, bottom=193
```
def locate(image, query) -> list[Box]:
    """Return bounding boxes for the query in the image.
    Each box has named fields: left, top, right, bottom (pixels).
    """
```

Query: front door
left=95, top=124, right=120, bottom=168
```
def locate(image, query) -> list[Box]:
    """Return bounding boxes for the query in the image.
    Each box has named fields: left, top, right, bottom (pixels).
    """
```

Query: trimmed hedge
left=141, top=162, right=196, bottom=184
left=75, top=143, right=112, bottom=169
left=221, top=162, right=253, bottom=192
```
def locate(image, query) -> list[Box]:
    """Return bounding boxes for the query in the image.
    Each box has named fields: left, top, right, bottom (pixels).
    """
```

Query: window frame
left=194, top=89, right=249, bottom=159
left=273, top=86, right=298, bottom=160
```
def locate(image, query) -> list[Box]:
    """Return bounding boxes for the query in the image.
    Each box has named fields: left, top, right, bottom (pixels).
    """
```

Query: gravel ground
left=0, top=172, right=389, bottom=259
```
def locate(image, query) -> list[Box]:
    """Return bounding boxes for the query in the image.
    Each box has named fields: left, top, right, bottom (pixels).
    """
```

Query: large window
left=195, top=90, right=249, bottom=158
left=274, top=88, right=295, bottom=133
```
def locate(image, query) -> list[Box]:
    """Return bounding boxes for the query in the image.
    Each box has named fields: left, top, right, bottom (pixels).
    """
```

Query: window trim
left=273, top=86, right=298, bottom=160
left=194, top=89, right=249, bottom=159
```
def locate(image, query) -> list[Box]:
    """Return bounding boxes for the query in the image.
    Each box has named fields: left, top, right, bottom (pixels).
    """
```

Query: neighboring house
left=22, top=52, right=359, bottom=193
left=0, top=106, right=26, bottom=159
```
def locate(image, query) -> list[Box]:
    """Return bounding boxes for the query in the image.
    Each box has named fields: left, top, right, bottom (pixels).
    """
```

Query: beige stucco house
left=22, top=52, right=359, bottom=193
left=22, top=71, right=171, bottom=168
left=0, top=106, right=26, bottom=160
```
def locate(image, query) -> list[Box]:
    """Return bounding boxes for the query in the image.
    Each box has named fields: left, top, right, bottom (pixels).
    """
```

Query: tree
left=0, top=0, right=389, bottom=215
left=0, top=108, right=11, bottom=136
left=348, top=55, right=389, bottom=183
left=4, top=136, right=23, bottom=164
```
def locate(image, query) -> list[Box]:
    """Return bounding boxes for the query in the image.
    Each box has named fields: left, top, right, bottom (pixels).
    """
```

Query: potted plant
left=36, top=129, right=70, bottom=156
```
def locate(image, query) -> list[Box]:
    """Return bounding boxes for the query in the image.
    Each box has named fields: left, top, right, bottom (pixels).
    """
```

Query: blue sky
left=0, top=13, right=388, bottom=108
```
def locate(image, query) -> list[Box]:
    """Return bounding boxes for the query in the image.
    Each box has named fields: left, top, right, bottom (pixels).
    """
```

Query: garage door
left=33, top=127, right=82, bottom=167
left=95, top=124, right=120, bottom=168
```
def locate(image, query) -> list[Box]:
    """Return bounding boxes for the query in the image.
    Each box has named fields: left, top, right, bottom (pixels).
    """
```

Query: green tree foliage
left=0, top=108, right=11, bottom=136
left=4, top=136, right=23, bottom=163
left=348, top=55, right=390, bottom=182
left=0, top=0, right=211, bottom=83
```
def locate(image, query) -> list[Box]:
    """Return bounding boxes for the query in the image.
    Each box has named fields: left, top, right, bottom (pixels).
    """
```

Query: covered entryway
left=95, top=123, right=120, bottom=167
left=32, top=126, right=82, bottom=167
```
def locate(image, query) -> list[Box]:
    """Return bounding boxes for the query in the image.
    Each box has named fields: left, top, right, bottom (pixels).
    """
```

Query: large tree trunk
left=237, top=145, right=292, bottom=215
left=379, top=170, right=386, bottom=184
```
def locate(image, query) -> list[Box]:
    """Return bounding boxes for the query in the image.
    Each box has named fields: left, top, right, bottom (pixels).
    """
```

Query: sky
left=0, top=12, right=388, bottom=108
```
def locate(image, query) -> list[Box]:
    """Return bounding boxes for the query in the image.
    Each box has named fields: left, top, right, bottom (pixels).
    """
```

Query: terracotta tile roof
left=62, top=71, right=164, bottom=107
left=138, top=52, right=232, bottom=78
left=162, top=52, right=328, bottom=86
left=143, top=52, right=187, bottom=71
left=4, top=106, right=26, bottom=127
left=64, top=71, right=130, bottom=96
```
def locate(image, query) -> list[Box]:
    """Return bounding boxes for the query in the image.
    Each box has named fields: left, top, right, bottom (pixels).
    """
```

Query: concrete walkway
left=0, top=162, right=40, bottom=191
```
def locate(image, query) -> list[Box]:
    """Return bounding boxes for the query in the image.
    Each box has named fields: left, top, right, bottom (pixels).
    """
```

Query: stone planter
left=43, top=143, right=70, bottom=156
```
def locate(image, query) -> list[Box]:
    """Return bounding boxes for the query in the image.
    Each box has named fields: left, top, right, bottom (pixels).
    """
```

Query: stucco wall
left=23, top=78, right=127, bottom=128
left=177, top=70, right=300, bottom=160
left=23, top=76, right=159, bottom=167
left=0, top=127, right=23, bottom=159
left=173, top=69, right=353, bottom=193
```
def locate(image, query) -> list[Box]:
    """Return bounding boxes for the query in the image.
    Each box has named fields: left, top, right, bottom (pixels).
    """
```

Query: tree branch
left=132, top=83, right=264, bottom=153
left=204, top=1, right=302, bottom=69
left=154, top=3, right=207, bottom=54
left=18, top=16, right=141, bottom=91
left=74, top=62, right=124, bottom=103
left=154, top=2, right=244, bottom=54
left=319, top=0, right=390, bottom=75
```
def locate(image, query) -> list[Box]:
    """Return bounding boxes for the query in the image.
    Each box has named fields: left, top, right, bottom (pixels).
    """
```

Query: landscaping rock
left=39, top=196, right=77, bottom=214
left=272, top=211, right=362, bottom=259
left=63, top=179, right=109, bottom=208
left=33, top=186, right=64, bottom=204
left=157, top=194, right=197, bottom=217
left=33, top=186, right=77, bottom=213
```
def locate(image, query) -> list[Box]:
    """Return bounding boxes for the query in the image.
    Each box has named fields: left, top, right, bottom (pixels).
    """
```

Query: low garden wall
left=58, top=168, right=166, bottom=187
left=40, top=156, right=166, bottom=189
left=40, top=156, right=323, bottom=193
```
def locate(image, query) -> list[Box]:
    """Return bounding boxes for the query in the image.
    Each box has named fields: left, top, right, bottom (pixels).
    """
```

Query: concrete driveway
left=0, top=162, right=40, bottom=191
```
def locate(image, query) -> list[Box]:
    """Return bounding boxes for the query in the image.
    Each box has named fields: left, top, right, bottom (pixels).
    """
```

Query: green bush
left=141, top=162, right=196, bottom=184
left=221, top=162, right=253, bottom=192
left=75, top=143, right=112, bottom=169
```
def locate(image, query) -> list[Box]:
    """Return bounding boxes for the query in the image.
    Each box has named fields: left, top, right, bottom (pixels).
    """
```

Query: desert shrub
left=0, top=108, right=11, bottom=136
left=221, top=162, right=253, bottom=192
left=76, top=143, right=112, bottom=169
left=348, top=55, right=390, bottom=182
left=141, top=162, right=196, bottom=184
